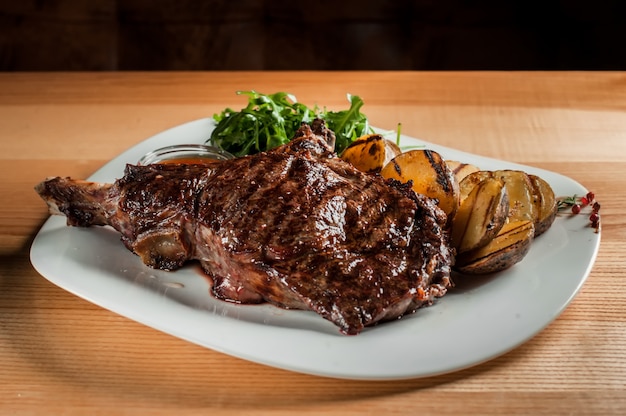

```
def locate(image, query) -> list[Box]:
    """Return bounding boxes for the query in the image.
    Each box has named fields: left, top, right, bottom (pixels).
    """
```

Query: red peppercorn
left=571, top=204, right=582, bottom=214
left=589, top=212, right=599, bottom=223
left=592, top=202, right=601, bottom=212
left=586, top=191, right=595, bottom=202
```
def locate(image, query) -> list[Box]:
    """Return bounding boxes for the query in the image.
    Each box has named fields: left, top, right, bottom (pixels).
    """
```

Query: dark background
left=1, top=0, right=624, bottom=71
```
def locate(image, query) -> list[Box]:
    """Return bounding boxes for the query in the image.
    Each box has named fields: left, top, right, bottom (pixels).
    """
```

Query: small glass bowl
left=138, top=144, right=235, bottom=165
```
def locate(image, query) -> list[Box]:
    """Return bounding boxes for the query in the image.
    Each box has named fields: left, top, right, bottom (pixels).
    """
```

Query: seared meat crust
left=36, top=123, right=453, bottom=334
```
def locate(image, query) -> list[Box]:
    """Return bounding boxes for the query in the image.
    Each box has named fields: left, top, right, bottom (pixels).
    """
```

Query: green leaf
left=208, top=91, right=373, bottom=156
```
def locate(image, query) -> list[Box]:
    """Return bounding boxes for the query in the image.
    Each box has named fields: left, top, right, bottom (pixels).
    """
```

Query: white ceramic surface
left=30, top=118, right=600, bottom=380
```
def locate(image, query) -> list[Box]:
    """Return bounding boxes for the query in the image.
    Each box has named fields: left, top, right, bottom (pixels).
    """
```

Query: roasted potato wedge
left=450, top=177, right=509, bottom=253
left=445, top=160, right=480, bottom=183
left=496, top=170, right=537, bottom=224
left=380, top=149, right=460, bottom=221
left=455, top=220, right=535, bottom=274
left=459, top=170, right=491, bottom=202
left=340, top=134, right=402, bottom=173
left=528, top=174, right=558, bottom=237
left=459, top=170, right=555, bottom=236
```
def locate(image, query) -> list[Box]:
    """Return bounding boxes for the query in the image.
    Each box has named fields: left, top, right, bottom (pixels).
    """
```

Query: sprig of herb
left=556, top=194, right=579, bottom=211
left=208, top=91, right=373, bottom=157
left=396, top=122, right=402, bottom=146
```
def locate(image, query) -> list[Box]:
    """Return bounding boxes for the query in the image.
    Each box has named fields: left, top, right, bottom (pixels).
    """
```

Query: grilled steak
left=35, top=122, right=453, bottom=335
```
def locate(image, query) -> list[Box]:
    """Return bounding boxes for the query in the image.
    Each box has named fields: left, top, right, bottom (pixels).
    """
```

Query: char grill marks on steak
left=35, top=122, right=454, bottom=335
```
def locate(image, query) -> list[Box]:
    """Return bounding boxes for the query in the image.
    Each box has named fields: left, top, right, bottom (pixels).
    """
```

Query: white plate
left=30, top=118, right=600, bottom=380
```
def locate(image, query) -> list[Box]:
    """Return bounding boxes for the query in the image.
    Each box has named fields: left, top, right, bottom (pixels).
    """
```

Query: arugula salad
left=208, top=91, right=373, bottom=157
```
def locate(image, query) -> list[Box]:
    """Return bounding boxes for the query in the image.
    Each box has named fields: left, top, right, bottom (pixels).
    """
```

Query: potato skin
left=380, top=149, right=460, bottom=222
left=340, top=134, right=401, bottom=173
left=455, top=220, right=535, bottom=274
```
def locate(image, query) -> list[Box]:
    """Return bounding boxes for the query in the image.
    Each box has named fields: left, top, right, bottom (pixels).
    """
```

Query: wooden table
left=1, top=72, right=625, bottom=415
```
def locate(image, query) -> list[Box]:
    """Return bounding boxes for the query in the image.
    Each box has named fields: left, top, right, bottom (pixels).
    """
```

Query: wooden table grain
left=1, top=72, right=625, bottom=415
